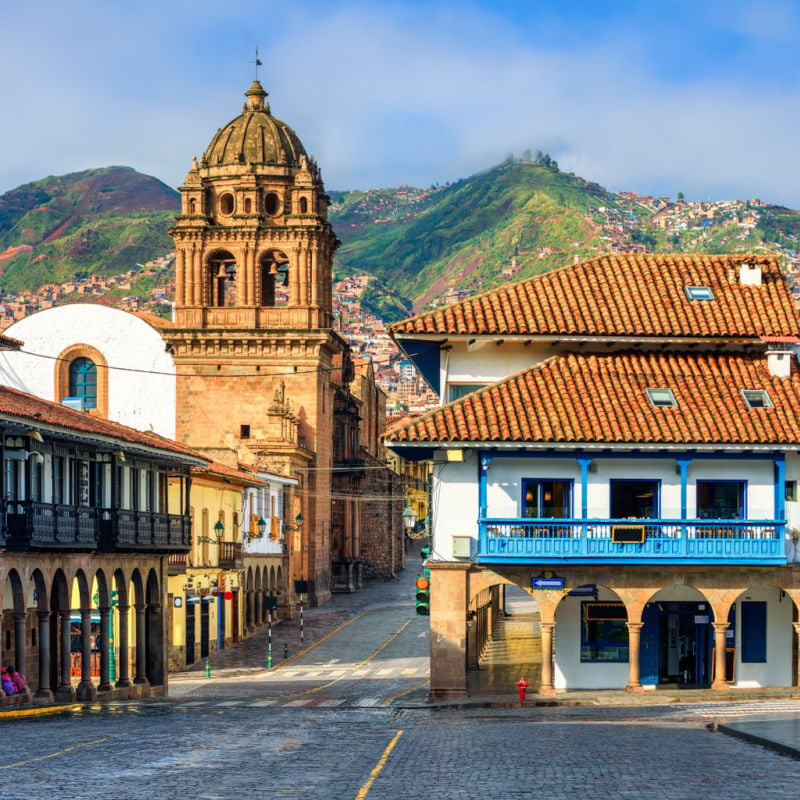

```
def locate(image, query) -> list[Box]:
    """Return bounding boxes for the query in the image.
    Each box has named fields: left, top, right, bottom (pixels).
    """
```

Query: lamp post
left=256, top=516, right=268, bottom=539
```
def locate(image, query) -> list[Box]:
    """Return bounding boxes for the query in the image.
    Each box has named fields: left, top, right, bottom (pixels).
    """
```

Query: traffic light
left=415, top=575, right=430, bottom=616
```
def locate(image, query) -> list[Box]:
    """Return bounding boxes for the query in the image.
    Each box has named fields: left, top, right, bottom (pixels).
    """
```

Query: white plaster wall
left=554, top=590, right=629, bottom=690
left=732, top=585, right=793, bottom=688
left=484, top=456, right=779, bottom=521
left=431, top=454, right=479, bottom=561
left=0, top=305, right=176, bottom=438
left=441, top=341, right=549, bottom=397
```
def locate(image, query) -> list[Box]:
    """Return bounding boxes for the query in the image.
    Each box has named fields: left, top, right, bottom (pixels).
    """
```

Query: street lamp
left=256, top=516, right=268, bottom=538
left=294, top=512, right=304, bottom=529
left=402, top=505, right=417, bottom=532
left=214, top=519, right=225, bottom=539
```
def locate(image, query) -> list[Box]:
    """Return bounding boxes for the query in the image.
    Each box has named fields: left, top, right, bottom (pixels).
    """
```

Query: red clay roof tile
left=385, top=351, right=800, bottom=446
left=390, top=254, right=800, bottom=340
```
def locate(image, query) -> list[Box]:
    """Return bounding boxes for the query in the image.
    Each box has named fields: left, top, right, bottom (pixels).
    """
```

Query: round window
left=264, top=193, right=281, bottom=216
left=219, top=193, right=235, bottom=216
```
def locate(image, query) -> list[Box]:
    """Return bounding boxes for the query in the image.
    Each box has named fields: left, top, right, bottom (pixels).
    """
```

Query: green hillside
left=0, top=161, right=798, bottom=322
left=0, top=166, right=178, bottom=292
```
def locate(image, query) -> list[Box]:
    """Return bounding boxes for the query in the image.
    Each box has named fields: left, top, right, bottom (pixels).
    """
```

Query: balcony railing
left=479, top=518, right=786, bottom=565
left=218, top=542, right=242, bottom=568
left=3, top=501, right=191, bottom=553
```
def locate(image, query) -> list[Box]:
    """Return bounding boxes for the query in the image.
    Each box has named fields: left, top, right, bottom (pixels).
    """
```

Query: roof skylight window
left=742, top=389, right=773, bottom=409
left=685, top=286, right=715, bottom=301
left=646, top=388, right=677, bottom=408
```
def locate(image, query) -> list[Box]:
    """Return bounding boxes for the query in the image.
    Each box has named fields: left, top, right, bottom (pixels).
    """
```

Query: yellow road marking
left=382, top=677, right=430, bottom=706
left=254, top=612, right=415, bottom=701
left=0, top=733, right=128, bottom=769
left=354, top=729, right=403, bottom=800
left=354, top=618, right=412, bottom=671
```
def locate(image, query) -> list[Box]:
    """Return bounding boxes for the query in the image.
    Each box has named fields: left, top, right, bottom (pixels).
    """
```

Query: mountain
left=0, top=160, right=799, bottom=322
left=0, top=166, right=178, bottom=292
left=330, top=157, right=800, bottom=319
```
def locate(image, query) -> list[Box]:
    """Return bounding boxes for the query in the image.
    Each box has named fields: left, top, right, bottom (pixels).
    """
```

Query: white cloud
left=1, top=0, right=798, bottom=209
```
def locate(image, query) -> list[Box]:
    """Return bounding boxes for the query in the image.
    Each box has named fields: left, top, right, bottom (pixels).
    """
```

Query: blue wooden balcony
left=478, top=518, right=787, bottom=565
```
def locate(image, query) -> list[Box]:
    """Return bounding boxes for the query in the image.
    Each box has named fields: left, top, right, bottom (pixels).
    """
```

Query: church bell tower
left=164, top=79, right=347, bottom=605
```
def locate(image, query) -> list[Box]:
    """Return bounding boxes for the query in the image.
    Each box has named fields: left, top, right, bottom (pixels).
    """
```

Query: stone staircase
left=469, top=605, right=543, bottom=696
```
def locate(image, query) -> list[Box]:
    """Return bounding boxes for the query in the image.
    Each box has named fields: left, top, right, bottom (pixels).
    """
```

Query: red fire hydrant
left=517, top=677, right=529, bottom=702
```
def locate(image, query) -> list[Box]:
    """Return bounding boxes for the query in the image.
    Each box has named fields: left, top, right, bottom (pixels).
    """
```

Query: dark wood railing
left=4, top=501, right=191, bottom=553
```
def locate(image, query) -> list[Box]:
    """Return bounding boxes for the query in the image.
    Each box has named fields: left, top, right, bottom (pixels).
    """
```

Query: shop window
left=69, top=357, right=97, bottom=409
left=696, top=480, right=745, bottom=519
left=610, top=479, right=659, bottom=519
left=581, top=602, right=629, bottom=662
left=740, top=601, right=766, bottom=663
left=522, top=479, right=573, bottom=518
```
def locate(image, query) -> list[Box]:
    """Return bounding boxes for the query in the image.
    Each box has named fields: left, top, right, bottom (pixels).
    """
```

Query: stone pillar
left=192, top=247, right=202, bottom=306
left=428, top=563, right=469, bottom=701
left=625, top=622, right=644, bottom=693
left=35, top=610, right=53, bottom=702
left=77, top=608, right=97, bottom=700
left=134, top=604, right=148, bottom=685
left=310, top=248, right=319, bottom=307
left=98, top=607, right=112, bottom=692
left=13, top=611, right=27, bottom=678
left=794, top=623, right=800, bottom=688
left=538, top=622, right=556, bottom=697
left=712, top=622, right=731, bottom=690
left=175, top=249, right=185, bottom=306
left=116, top=604, right=131, bottom=688
left=55, top=610, right=74, bottom=702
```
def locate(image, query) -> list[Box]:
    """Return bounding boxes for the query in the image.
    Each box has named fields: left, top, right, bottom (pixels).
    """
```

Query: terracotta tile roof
left=0, top=333, right=23, bottom=349
left=193, top=459, right=267, bottom=486
left=0, top=384, right=205, bottom=462
left=390, top=254, right=800, bottom=339
left=385, top=351, right=800, bottom=446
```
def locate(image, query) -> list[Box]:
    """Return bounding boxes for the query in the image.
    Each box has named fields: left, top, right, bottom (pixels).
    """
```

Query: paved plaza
left=5, top=555, right=800, bottom=798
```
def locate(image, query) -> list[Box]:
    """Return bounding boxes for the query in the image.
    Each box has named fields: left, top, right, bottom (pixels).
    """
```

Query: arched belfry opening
left=259, top=250, right=290, bottom=307
left=169, top=79, right=336, bottom=327
left=207, top=251, right=237, bottom=307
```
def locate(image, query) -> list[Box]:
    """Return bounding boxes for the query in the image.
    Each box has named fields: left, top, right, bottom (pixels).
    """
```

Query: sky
left=2, top=0, right=800, bottom=207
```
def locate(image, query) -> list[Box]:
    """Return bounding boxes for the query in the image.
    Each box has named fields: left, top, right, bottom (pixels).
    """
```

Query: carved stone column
left=711, top=622, right=731, bottom=690
left=538, top=622, right=556, bottom=697
left=35, top=610, right=54, bottom=702
left=76, top=608, right=97, bottom=700
left=134, top=604, right=148, bottom=685
left=13, top=611, right=27, bottom=678
left=98, top=606, right=112, bottom=693
left=625, top=622, right=644, bottom=693
left=116, top=603, right=131, bottom=688
left=55, top=610, right=75, bottom=702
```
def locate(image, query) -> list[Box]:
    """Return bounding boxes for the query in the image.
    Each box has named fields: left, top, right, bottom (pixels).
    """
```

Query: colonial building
left=163, top=79, right=399, bottom=603
left=0, top=80, right=402, bottom=609
left=386, top=253, right=800, bottom=699
left=0, top=383, right=204, bottom=705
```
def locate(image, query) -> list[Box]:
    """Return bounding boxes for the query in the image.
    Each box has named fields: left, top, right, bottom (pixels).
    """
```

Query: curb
left=712, top=721, right=800, bottom=760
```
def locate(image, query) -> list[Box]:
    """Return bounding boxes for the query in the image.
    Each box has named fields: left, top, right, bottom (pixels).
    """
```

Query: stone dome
left=201, top=81, right=307, bottom=169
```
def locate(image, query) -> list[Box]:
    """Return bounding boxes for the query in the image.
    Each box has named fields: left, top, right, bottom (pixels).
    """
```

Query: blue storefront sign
left=532, top=574, right=565, bottom=590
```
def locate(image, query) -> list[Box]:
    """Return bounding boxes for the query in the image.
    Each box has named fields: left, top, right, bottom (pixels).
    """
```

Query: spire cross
left=253, top=47, right=263, bottom=79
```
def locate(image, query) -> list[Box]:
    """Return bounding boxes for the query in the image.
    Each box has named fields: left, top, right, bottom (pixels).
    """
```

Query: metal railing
left=479, top=518, right=785, bottom=563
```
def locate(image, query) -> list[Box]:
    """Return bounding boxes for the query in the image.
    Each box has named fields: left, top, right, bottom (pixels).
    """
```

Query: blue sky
left=2, top=0, right=800, bottom=206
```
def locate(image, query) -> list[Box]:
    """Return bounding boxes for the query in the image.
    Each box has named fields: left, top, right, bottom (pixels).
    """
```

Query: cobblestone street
left=6, top=560, right=800, bottom=799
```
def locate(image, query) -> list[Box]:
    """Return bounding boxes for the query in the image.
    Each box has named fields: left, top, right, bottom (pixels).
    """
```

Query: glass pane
left=610, top=480, right=659, bottom=519
left=696, top=481, right=744, bottom=519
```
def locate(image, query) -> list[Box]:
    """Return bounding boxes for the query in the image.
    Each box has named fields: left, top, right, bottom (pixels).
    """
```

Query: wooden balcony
left=218, top=542, right=243, bottom=568
left=3, top=501, right=191, bottom=553
left=478, top=518, right=786, bottom=565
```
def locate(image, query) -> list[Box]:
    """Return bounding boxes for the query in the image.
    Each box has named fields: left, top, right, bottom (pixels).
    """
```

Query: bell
left=268, top=262, right=280, bottom=275
left=216, top=264, right=228, bottom=278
